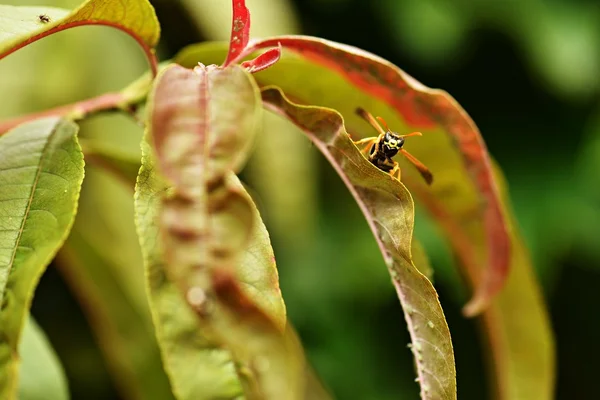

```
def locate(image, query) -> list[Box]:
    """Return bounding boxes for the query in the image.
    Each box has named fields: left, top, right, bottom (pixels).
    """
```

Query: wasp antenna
left=376, top=116, right=392, bottom=132
left=400, top=149, right=433, bottom=185
left=400, top=132, right=422, bottom=138
left=356, top=107, right=386, bottom=135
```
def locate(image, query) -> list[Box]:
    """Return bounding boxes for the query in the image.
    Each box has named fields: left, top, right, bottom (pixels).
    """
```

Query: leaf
left=135, top=63, right=317, bottom=399
left=150, top=64, right=259, bottom=192
left=0, top=117, right=84, bottom=399
left=223, top=0, right=251, bottom=66
left=479, top=164, right=555, bottom=400
left=261, top=87, right=456, bottom=400
left=174, top=38, right=510, bottom=316
left=55, top=165, right=174, bottom=400
left=18, top=315, right=69, bottom=400
left=135, top=141, right=243, bottom=399
left=0, top=0, right=160, bottom=73
left=241, top=45, right=282, bottom=74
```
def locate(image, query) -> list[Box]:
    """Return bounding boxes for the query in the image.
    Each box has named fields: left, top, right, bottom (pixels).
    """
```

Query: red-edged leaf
left=0, top=0, right=160, bottom=75
left=240, top=35, right=510, bottom=316
left=223, top=0, right=251, bottom=67
left=241, top=45, right=282, bottom=74
left=261, top=86, right=457, bottom=400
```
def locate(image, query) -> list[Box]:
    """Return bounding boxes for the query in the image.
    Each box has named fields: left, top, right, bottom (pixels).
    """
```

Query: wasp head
left=382, top=131, right=404, bottom=157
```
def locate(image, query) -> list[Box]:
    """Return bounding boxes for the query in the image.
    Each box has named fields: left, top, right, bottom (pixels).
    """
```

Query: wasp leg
left=390, top=162, right=402, bottom=182
left=353, top=136, right=378, bottom=156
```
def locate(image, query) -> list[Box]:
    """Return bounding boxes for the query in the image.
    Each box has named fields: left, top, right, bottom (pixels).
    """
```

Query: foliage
left=0, top=0, right=562, bottom=399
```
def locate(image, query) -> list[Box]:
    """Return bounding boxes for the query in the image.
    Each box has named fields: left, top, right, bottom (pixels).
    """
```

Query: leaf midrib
left=2, top=120, right=60, bottom=297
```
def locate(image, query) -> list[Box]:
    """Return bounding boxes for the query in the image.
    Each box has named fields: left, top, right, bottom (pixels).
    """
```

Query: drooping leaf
left=135, top=140, right=243, bottom=399
left=0, top=0, right=160, bottom=72
left=0, top=117, right=84, bottom=399
left=134, top=63, right=319, bottom=399
left=56, top=165, right=174, bottom=400
left=18, top=315, right=69, bottom=400
left=262, top=87, right=456, bottom=400
left=174, top=39, right=509, bottom=316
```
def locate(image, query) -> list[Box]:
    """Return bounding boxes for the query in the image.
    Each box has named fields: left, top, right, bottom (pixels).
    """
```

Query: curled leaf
left=241, top=45, right=282, bottom=74
left=262, top=86, right=456, bottom=400
left=223, top=0, right=251, bottom=66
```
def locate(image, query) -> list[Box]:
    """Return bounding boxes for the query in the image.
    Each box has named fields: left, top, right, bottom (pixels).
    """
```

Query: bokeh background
left=1, top=0, right=600, bottom=399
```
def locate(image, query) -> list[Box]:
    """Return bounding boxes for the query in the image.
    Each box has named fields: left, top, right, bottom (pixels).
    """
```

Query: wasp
left=353, top=107, right=433, bottom=185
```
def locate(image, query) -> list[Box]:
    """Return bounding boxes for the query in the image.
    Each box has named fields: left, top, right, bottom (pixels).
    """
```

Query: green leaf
left=135, top=63, right=319, bottom=399
left=0, top=117, right=84, bottom=399
left=483, top=164, right=555, bottom=400
left=56, top=165, right=174, bottom=400
left=261, top=87, right=456, bottom=400
left=0, top=0, right=159, bottom=66
left=18, top=315, right=69, bottom=400
left=135, top=140, right=243, bottom=399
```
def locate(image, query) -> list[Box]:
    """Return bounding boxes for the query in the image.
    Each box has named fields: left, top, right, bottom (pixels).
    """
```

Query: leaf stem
left=0, top=92, right=135, bottom=134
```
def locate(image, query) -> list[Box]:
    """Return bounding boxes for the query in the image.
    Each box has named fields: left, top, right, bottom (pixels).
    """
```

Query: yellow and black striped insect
left=354, top=107, right=433, bottom=185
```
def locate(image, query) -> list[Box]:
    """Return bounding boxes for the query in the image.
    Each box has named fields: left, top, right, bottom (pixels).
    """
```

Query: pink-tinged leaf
left=136, top=63, right=328, bottom=399
left=262, top=86, right=456, bottom=400
left=239, top=35, right=509, bottom=317
left=223, top=0, right=251, bottom=67
left=241, top=45, right=282, bottom=73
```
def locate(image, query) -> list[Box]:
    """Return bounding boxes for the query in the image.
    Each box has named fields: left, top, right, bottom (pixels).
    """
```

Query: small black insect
left=38, top=14, right=51, bottom=24
left=354, top=107, right=433, bottom=185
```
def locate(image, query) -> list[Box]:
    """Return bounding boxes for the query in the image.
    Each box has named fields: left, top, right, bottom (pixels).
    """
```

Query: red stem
left=0, top=21, right=159, bottom=134
left=0, top=92, right=124, bottom=134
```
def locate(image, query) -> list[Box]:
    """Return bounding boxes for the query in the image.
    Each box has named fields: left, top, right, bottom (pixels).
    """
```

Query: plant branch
left=0, top=92, right=139, bottom=134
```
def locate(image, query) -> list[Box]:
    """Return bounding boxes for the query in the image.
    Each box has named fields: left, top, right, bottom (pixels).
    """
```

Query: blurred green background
left=2, top=0, right=600, bottom=399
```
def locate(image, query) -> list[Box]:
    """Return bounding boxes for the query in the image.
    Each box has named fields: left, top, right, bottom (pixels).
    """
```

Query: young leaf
left=261, top=87, right=456, bottom=400
left=223, top=0, right=251, bottom=67
left=18, top=316, right=69, bottom=400
left=0, top=0, right=160, bottom=73
left=56, top=166, right=174, bottom=400
left=0, top=117, right=84, bottom=399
